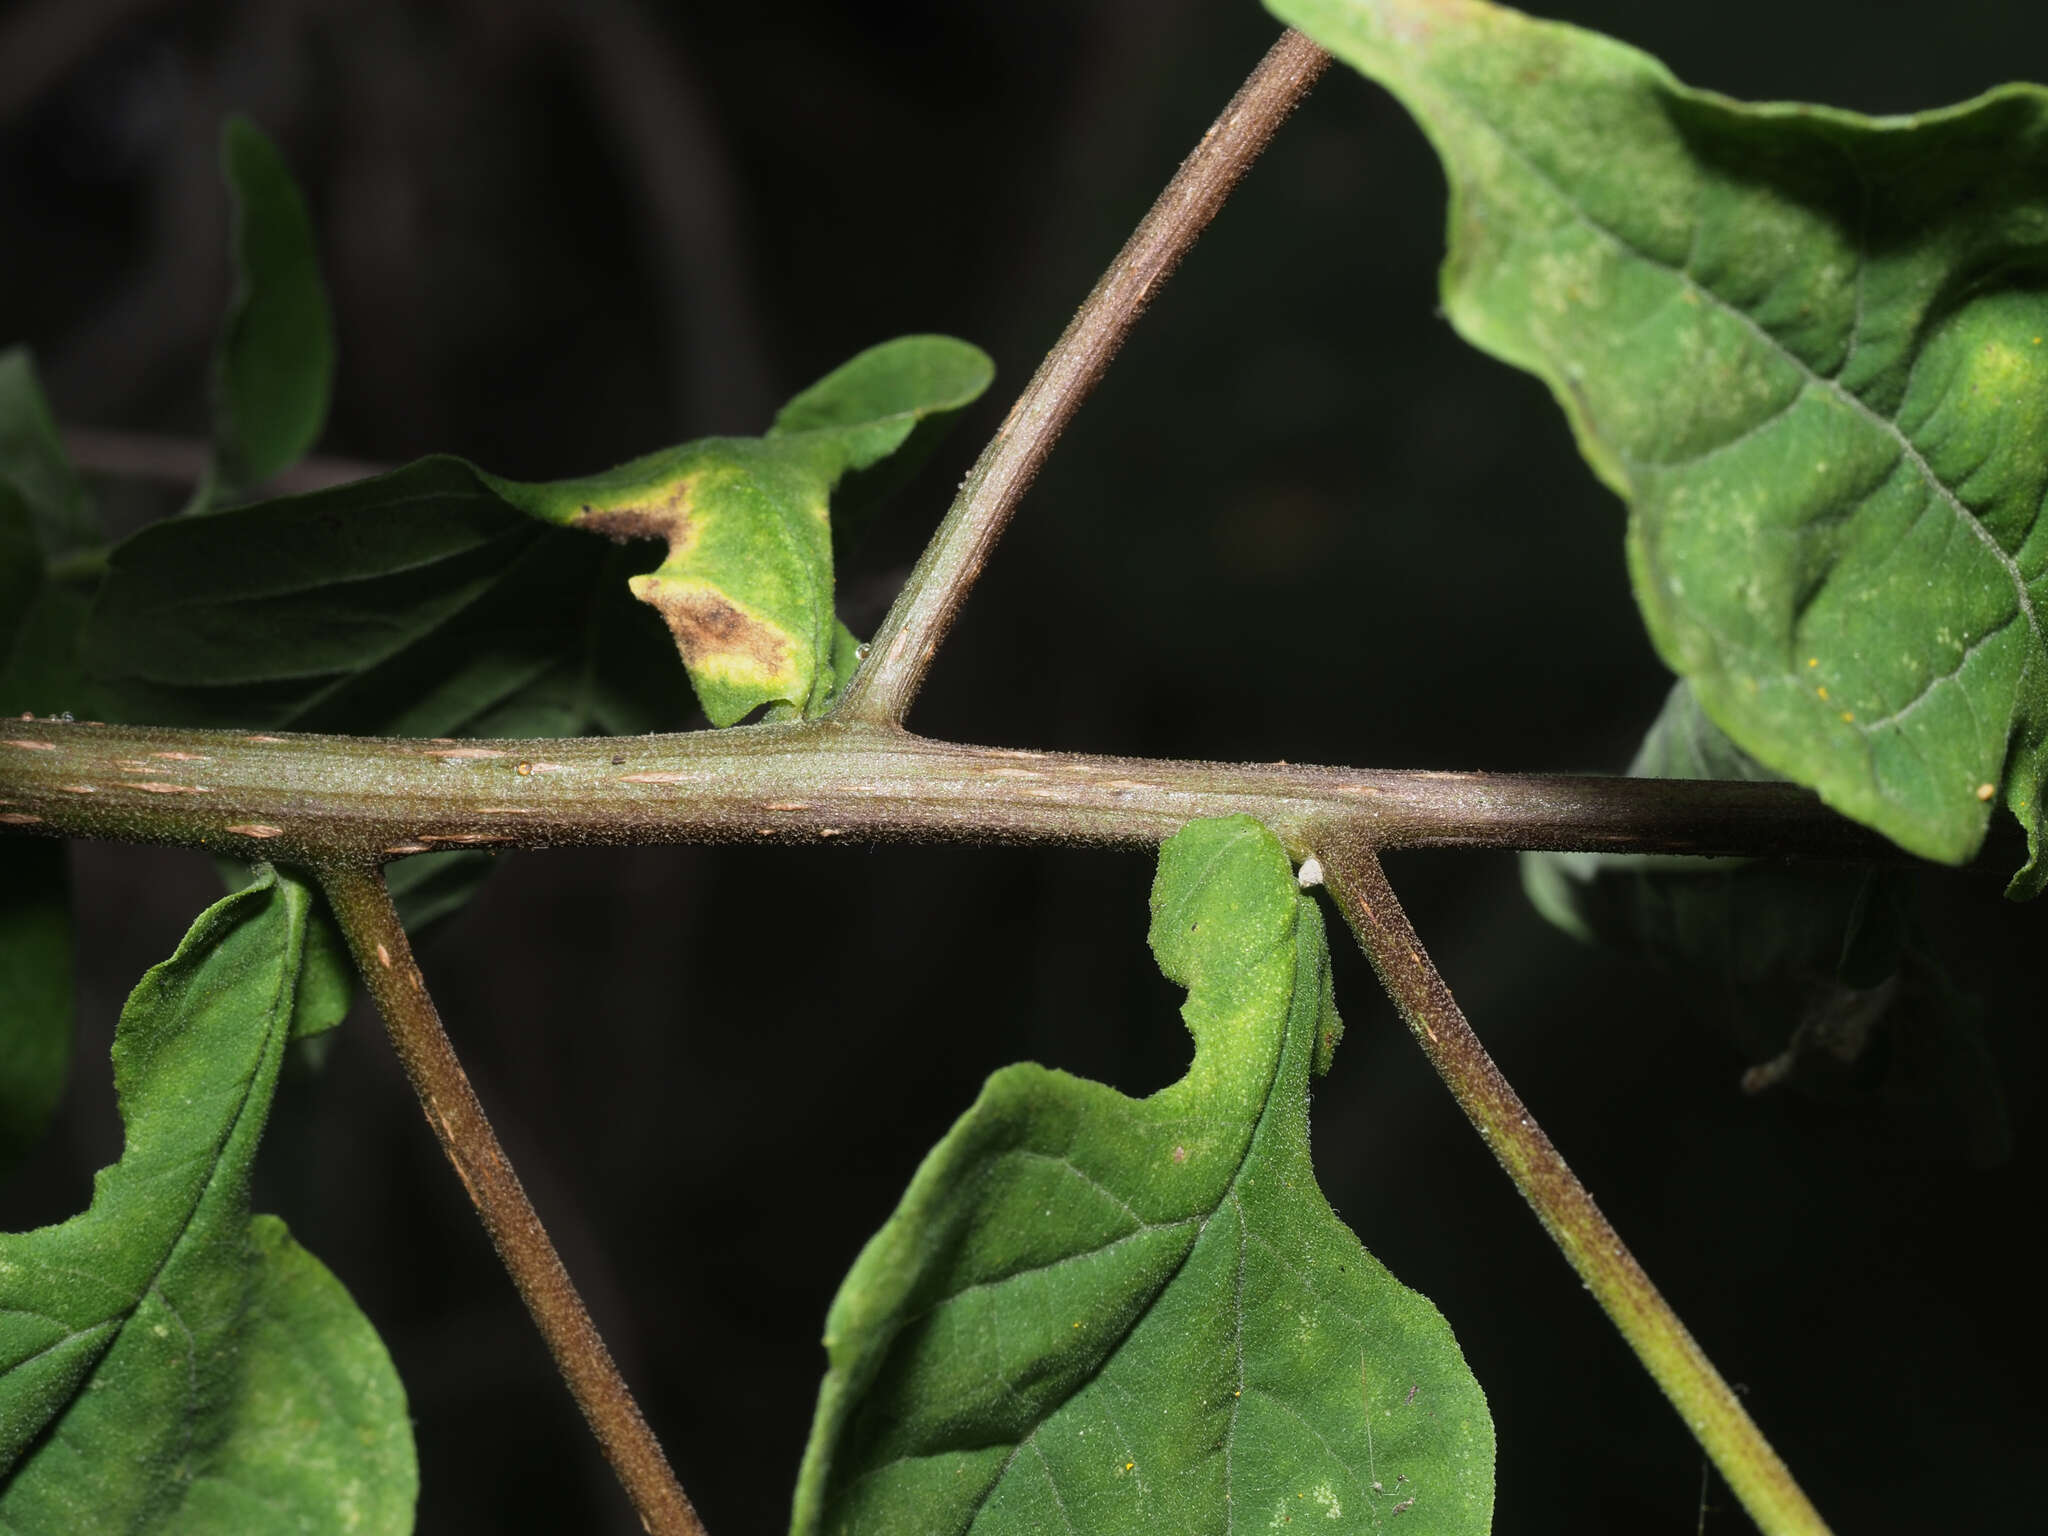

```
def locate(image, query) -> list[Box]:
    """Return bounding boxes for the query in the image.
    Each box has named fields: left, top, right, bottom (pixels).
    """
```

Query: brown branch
left=833, top=28, right=1332, bottom=725
left=318, top=864, right=706, bottom=1536
left=1313, top=839, right=1834, bottom=1536
left=0, top=716, right=1944, bottom=873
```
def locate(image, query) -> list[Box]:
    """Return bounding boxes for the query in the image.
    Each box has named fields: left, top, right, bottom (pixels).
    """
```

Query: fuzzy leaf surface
left=207, top=117, right=334, bottom=503
left=1272, top=0, right=2048, bottom=890
left=793, top=816, right=1492, bottom=1535
left=0, top=866, right=415, bottom=1531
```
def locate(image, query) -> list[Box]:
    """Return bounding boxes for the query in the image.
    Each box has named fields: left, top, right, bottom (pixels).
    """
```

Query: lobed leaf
left=1271, top=0, right=2048, bottom=891
left=0, top=865, right=414, bottom=1530
left=206, top=117, right=335, bottom=505
left=793, top=816, right=1491, bottom=1535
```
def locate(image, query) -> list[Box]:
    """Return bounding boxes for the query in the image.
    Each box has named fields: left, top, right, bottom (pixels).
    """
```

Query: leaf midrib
left=0, top=892, right=290, bottom=1480
left=946, top=990, right=1297, bottom=1533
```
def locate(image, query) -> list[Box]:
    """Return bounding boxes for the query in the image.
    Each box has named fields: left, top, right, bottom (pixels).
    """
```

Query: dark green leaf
left=82, top=456, right=621, bottom=735
left=87, top=337, right=988, bottom=732
left=207, top=118, right=334, bottom=503
left=0, top=865, right=415, bottom=1528
left=1524, top=686, right=2008, bottom=1163
left=1272, top=0, right=2048, bottom=891
left=0, top=841, right=70, bottom=1173
left=0, top=354, right=97, bottom=1162
left=0, top=348, right=95, bottom=560
left=793, top=816, right=1492, bottom=1535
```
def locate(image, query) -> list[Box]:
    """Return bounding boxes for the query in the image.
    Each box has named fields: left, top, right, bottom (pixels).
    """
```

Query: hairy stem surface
left=319, top=864, right=706, bottom=1536
left=1314, top=839, right=1834, bottom=1536
left=835, top=28, right=1331, bottom=724
left=0, top=715, right=1926, bottom=869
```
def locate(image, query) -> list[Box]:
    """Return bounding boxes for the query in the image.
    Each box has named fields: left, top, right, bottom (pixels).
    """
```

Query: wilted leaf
left=206, top=117, right=334, bottom=505
left=0, top=866, right=416, bottom=1530
left=1272, top=0, right=2048, bottom=891
left=498, top=334, right=992, bottom=725
left=793, top=816, right=1491, bottom=1535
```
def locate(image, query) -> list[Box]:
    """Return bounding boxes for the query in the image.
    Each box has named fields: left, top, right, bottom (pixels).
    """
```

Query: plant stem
left=1313, top=838, right=1834, bottom=1536
left=834, top=28, right=1331, bottom=726
left=0, top=715, right=1926, bottom=868
left=318, top=864, right=706, bottom=1536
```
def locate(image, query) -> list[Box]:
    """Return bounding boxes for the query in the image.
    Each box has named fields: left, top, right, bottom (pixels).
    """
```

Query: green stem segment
left=1313, top=838, right=1834, bottom=1536
left=834, top=28, right=1332, bottom=725
left=318, top=864, right=707, bottom=1536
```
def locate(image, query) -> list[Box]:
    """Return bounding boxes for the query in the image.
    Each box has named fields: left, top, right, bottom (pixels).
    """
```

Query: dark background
left=3, top=0, right=2043, bottom=1530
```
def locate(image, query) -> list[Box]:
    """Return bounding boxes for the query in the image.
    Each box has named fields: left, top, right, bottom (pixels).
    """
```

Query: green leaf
left=0, top=353, right=97, bottom=1165
left=0, top=865, right=415, bottom=1530
left=158, top=1217, right=417, bottom=1534
left=792, top=816, right=1492, bottom=1535
left=0, top=348, right=95, bottom=560
left=0, top=841, right=70, bottom=1173
left=84, top=336, right=989, bottom=732
left=206, top=118, right=334, bottom=504
left=497, top=334, right=992, bottom=726
left=772, top=335, right=996, bottom=558
left=213, top=859, right=353, bottom=1042
left=81, top=456, right=639, bottom=734
left=1270, top=0, right=2048, bottom=891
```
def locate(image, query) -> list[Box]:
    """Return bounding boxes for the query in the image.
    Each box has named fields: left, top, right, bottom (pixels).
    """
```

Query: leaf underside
left=1523, top=684, right=2010, bottom=1165
left=0, top=867, right=415, bottom=1532
left=1272, top=0, right=2048, bottom=892
left=793, top=816, right=1492, bottom=1535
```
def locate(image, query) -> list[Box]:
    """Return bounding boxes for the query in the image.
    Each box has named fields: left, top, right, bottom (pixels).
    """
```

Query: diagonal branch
left=833, top=28, right=1331, bottom=726
left=1312, top=837, right=1834, bottom=1536
left=318, top=864, right=706, bottom=1536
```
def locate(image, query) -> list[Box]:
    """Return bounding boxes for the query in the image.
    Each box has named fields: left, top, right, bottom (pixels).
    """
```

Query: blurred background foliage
left=1, top=0, right=2042, bottom=1530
